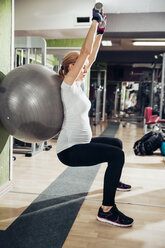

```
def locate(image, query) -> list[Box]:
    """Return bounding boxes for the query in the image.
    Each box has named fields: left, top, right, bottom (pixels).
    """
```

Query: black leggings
left=57, top=137, right=125, bottom=206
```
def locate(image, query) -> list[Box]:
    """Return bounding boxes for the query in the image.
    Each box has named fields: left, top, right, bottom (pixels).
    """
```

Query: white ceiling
left=15, top=0, right=165, bottom=60
left=102, top=0, right=165, bottom=13
left=15, top=0, right=165, bottom=39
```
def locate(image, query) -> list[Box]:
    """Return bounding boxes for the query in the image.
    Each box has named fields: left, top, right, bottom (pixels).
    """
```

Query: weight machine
left=89, top=70, right=107, bottom=125
left=144, top=53, right=165, bottom=136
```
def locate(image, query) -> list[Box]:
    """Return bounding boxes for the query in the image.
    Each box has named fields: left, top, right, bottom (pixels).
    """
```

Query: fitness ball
left=0, top=64, right=63, bottom=143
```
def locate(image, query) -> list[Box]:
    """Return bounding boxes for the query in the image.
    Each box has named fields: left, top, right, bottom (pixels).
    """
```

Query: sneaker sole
left=117, top=188, right=131, bottom=192
left=96, top=216, right=133, bottom=227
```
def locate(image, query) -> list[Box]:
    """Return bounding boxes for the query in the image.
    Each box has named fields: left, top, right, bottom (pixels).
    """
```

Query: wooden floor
left=0, top=121, right=165, bottom=248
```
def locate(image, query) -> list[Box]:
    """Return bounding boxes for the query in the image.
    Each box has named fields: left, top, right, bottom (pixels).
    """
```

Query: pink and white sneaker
left=117, top=182, right=131, bottom=191
left=97, top=204, right=134, bottom=227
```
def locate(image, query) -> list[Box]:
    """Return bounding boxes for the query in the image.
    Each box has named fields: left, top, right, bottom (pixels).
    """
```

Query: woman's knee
left=114, top=138, right=123, bottom=149
left=113, top=149, right=125, bottom=164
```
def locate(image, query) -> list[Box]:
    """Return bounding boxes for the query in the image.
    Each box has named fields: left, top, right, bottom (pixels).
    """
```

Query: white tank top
left=56, top=80, right=92, bottom=153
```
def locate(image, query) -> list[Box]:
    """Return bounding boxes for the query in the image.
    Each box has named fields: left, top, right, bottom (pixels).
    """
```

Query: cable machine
left=89, top=70, right=107, bottom=125
left=160, top=53, right=165, bottom=119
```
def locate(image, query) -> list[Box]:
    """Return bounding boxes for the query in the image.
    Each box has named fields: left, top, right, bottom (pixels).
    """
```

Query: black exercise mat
left=100, top=121, right=120, bottom=137
left=0, top=122, right=119, bottom=248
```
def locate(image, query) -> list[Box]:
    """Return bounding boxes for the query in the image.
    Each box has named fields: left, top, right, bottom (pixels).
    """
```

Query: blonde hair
left=58, top=51, right=80, bottom=80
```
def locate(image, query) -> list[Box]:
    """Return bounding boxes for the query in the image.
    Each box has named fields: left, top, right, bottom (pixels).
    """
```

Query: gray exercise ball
left=0, top=64, right=63, bottom=143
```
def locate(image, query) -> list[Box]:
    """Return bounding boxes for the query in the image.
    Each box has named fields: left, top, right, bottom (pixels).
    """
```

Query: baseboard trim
left=0, top=181, right=12, bottom=198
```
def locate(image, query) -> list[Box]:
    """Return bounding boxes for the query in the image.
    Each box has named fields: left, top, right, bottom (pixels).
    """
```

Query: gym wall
left=0, top=0, right=12, bottom=187
left=47, top=38, right=84, bottom=47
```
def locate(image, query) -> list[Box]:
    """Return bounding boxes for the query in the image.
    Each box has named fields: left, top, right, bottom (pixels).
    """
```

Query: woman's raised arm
left=64, top=9, right=104, bottom=85
left=88, top=15, right=107, bottom=69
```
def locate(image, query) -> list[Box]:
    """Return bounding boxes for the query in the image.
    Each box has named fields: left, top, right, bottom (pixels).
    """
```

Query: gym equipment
left=0, top=64, right=63, bottom=143
left=160, top=53, right=165, bottom=118
left=144, top=107, right=165, bottom=137
left=92, top=2, right=104, bottom=23
left=94, top=2, right=103, bottom=13
left=144, top=107, right=159, bottom=133
left=15, top=36, right=46, bottom=66
left=89, top=70, right=107, bottom=125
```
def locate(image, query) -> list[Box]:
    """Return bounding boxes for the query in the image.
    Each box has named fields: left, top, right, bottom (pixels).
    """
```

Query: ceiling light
left=133, top=41, right=165, bottom=46
left=102, top=40, right=112, bottom=46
